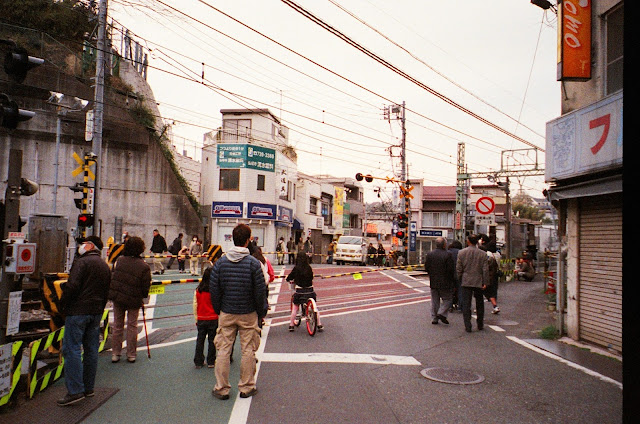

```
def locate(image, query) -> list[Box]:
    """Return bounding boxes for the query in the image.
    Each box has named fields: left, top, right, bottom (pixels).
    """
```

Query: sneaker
left=288, top=326, right=294, bottom=332
left=492, top=306, right=500, bottom=314
left=437, top=314, right=449, bottom=325
left=111, top=355, right=120, bottom=363
left=212, top=389, right=229, bottom=400
left=239, top=388, right=258, bottom=398
left=84, top=390, right=95, bottom=397
left=127, top=357, right=136, bottom=363
left=57, top=392, right=85, bottom=406
left=317, top=324, right=324, bottom=332
left=195, top=364, right=203, bottom=369
left=207, top=364, right=215, bottom=368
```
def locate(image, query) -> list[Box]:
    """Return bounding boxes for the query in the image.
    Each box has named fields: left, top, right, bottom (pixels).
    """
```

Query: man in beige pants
left=209, top=224, right=266, bottom=400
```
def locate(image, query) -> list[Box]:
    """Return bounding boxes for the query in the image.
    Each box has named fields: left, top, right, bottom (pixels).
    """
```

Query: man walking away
left=167, top=233, right=183, bottom=269
left=424, top=237, right=455, bottom=325
left=456, top=234, right=489, bottom=332
left=210, top=224, right=267, bottom=400
left=58, top=236, right=111, bottom=406
left=150, top=229, right=168, bottom=275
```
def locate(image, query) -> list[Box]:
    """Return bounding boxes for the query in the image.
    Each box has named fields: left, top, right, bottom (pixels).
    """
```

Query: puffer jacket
left=61, top=250, right=111, bottom=316
left=209, top=247, right=266, bottom=317
left=108, top=256, right=152, bottom=308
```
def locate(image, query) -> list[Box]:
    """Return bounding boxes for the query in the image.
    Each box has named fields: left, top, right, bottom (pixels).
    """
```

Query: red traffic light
left=396, top=231, right=405, bottom=239
left=77, top=213, right=94, bottom=227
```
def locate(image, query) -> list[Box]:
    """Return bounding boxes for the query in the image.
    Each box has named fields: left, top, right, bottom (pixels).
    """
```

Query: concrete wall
left=1, top=56, right=203, bottom=257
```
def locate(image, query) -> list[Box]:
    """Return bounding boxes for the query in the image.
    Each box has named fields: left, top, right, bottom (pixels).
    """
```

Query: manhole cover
left=420, top=367, right=484, bottom=385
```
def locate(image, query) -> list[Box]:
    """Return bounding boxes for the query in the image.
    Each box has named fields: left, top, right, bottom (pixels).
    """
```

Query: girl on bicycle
left=286, top=253, right=323, bottom=332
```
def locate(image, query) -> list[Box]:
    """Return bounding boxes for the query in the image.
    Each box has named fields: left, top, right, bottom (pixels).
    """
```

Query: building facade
left=545, top=1, right=623, bottom=353
left=200, top=109, right=297, bottom=255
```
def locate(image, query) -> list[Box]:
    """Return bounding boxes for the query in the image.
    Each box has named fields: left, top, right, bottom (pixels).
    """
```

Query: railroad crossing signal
left=399, top=185, right=414, bottom=199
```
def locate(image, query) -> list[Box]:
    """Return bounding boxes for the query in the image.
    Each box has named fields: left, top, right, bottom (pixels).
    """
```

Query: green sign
left=217, top=144, right=275, bottom=172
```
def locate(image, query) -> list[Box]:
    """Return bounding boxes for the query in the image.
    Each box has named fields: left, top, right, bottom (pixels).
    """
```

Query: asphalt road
left=47, top=263, right=622, bottom=423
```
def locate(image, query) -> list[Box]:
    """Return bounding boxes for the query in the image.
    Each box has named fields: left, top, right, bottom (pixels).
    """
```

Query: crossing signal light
left=4, top=46, right=44, bottom=83
left=77, top=213, right=94, bottom=227
left=397, top=213, right=408, bottom=228
left=0, top=93, right=35, bottom=129
left=355, top=173, right=373, bottom=183
left=70, top=182, right=88, bottom=210
left=396, top=230, right=405, bottom=239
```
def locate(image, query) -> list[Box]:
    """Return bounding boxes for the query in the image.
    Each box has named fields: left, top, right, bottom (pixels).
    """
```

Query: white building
left=200, top=109, right=297, bottom=254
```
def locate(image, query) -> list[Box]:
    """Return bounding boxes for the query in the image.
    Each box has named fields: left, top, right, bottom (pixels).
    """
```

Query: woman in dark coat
left=108, top=236, right=151, bottom=363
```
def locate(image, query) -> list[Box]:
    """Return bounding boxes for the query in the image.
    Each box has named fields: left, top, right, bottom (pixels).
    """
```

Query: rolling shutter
left=578, top=193, right=622, bottom=352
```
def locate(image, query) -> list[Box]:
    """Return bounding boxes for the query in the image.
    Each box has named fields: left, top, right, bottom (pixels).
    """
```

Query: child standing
left=193, top=267, right=218, bottom=368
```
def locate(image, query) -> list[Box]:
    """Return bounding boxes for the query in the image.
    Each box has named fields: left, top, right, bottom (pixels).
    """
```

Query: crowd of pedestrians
left=423, top=233, right=508, bottom=333
left=56, top=223, right=533, bottom=407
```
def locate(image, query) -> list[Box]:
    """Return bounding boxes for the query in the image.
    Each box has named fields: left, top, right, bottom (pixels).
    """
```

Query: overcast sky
left=108, top=0, right=560, bottom=202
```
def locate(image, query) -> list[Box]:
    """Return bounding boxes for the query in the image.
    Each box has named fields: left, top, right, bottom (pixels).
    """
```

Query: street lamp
left=47, top=92, right=89, bottom=214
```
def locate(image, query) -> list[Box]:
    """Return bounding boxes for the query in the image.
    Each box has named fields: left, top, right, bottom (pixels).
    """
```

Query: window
left=605, top=5, right=623, bottom=95
left=257, top=174, right=265, bottom=191
left=219, top=169, right=240, bottom=191
left=422, top=212, right=453, bottom=228
left=321, top=195, right=332, bottom=225
left=309, top=197, right=318, bottom=214
left=222, top=119, right=251, bottom=141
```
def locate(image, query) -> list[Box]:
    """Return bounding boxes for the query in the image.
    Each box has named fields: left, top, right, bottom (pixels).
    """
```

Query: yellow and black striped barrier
left=27, top=309, right=110, bottom=399
left=0, top=341, right=25, bottom=407
left=315, top=264, right=412, bottom=279
left=28, top=326, right=65, bottom=399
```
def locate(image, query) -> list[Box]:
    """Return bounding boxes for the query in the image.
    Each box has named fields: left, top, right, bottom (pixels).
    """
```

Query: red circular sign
left=21, top=248, right=32, bottom=261
left=476, top=197, right=495, bottom=215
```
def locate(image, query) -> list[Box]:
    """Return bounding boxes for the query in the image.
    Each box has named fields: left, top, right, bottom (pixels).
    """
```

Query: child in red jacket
left=193, top=266, right=218, bottom=368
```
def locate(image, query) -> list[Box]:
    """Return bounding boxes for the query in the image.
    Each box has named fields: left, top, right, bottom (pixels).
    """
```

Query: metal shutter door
left=578, top=193, right=622, bottom=352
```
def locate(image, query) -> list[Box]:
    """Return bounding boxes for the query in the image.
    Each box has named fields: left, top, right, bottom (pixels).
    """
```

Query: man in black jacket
left=424, top=237, right=455, bottom=325
left=150, top=229, right=168, bottom=275
left=210, top=224, right=266, bottom=400
left=166, top=233, right=183, bottom=270
left=58, top=236, right=111, bottom=406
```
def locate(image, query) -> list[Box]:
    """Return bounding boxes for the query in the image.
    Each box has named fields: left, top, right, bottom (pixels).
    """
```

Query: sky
left=107, top=0, right=561, bottom=203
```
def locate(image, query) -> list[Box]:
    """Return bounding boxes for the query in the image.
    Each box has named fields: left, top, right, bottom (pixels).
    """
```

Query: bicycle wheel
left=305, top=299, right=317, bottom=336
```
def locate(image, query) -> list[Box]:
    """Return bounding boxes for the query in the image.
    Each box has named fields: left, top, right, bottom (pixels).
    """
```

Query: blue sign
left=277, top=206, right=293, bottom=224
left=212, top=201, right=243, bottom=218
left=247, top=202, right=276, bottom=220
left=419, top=229, right=444, bottom=237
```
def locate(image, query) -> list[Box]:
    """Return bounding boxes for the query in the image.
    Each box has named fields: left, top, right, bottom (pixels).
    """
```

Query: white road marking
left=488, top=325, right=505, bottom=332
left=506, top=336, right=622, bottom=390
left=259, top=352, right=421, bottom=366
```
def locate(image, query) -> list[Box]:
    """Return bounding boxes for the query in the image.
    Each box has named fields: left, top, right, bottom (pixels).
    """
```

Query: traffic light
left=4, top=46, right=44, bottom=83
left=20, top=177, right=38, bottom=196
left=77, top=213, right=94, bottom=228
left=395, top=230, right=405, bottom=239
left=0, top=93, right=35, bottom=129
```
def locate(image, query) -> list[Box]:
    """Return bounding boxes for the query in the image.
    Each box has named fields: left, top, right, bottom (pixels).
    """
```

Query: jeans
left=461, top=287, right=485, bottom=330
left=194, top=319, right=218, bottom=366
left=62, top=314, right=102, bottom=395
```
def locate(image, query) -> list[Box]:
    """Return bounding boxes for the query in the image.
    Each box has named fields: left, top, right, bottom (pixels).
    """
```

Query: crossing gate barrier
left=0, top=341, right=25, bottom=407
left=27, top=309, right=109, bottom=399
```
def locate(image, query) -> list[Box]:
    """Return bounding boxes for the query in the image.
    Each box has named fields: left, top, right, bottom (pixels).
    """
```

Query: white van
left=334, top=236, right=369, bottom=265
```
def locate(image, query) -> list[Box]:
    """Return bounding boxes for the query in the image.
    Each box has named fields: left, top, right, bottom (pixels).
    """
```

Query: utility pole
left=91, top=0, right=108, bottom=236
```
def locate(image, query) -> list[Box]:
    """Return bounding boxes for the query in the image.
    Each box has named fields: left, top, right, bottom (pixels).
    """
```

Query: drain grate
left=420, top=367, right=484, bottom=385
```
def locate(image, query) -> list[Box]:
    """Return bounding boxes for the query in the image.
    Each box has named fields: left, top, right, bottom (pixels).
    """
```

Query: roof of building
left=422, top=186, right=456, bottom=201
